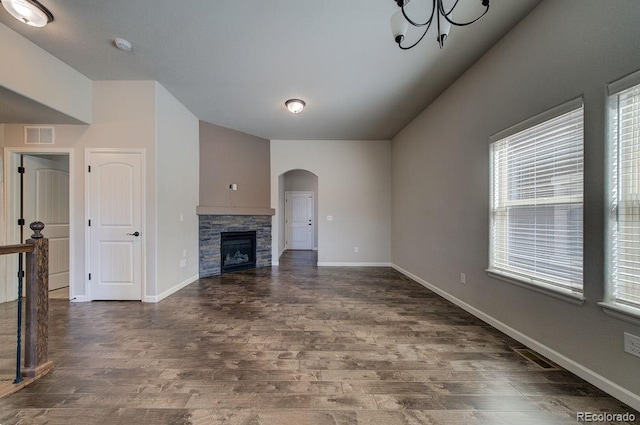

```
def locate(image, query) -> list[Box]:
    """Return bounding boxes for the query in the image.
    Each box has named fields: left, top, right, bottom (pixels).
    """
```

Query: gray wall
left=271, top=140, right=391, bottom=266
left=392, top=0, right=640, bottom=402
left=0, top=22, right=92, bottom=124
left=199, top=121, right=270, bottom=210
left=156, top=84, right=200, bottom=297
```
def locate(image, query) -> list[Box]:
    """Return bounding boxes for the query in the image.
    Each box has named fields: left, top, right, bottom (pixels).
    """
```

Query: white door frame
left=3, top=147, right=75, bottom=302
left=85, top=148, right=146, bottom=301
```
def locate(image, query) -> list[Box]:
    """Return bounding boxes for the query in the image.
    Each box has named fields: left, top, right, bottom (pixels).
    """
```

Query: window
left=607, top=74, right=640, bottom=314
left=489, top=99, right=584, bottom=297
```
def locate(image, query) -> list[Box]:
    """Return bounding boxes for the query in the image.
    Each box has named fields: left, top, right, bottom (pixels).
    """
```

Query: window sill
left=486, top=269, right=585, bottom=305
left=598, top=302, right=640, bottom=326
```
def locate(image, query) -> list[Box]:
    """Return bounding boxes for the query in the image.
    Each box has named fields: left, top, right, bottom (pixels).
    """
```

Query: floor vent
left=24, top=126, right=55, bottom=145
left=513, top=348, right=559, bottom=369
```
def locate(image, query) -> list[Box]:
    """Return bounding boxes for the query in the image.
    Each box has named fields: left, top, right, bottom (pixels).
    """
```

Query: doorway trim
left=3, top=147, right=75, bottom=302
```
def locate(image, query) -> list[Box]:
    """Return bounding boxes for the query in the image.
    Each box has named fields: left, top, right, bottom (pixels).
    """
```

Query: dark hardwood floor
left=0, top=250, right=638, bottom=424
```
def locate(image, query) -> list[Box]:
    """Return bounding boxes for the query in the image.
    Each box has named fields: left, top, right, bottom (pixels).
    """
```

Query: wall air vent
left=24, top=126, right=55, bottom=145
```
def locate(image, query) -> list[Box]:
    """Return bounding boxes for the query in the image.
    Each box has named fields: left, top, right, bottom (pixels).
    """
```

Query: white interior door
left=23, top=155, right=70, bottom=291
left=88, top=151, right=143, bottom=301
left=285, top=191, right=314, bottom=250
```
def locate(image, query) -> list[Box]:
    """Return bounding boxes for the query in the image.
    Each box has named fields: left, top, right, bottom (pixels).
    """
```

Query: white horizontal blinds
left=490, top=105, right=584, bottom=292
left=611, top=83, right=640, bottom=308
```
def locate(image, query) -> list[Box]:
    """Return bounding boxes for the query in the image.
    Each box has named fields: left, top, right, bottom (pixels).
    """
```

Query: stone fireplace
left=199, top=215, right=271, bottom=277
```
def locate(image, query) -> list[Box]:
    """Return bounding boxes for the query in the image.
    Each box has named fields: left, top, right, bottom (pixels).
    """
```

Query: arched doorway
left=277, top=169, right=318, bottom=262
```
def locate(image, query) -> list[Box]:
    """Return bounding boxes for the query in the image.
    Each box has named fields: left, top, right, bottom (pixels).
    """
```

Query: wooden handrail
left=0, top=244, right=34, bottom=256
left=0, top=222, right=52, bottom=388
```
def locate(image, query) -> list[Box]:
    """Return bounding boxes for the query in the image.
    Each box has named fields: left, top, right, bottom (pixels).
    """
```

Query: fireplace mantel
left=196, top=206, right=275, bottom=216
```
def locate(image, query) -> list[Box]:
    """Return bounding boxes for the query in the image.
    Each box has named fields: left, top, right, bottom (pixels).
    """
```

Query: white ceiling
left=0, top=0, right=541, bottom=140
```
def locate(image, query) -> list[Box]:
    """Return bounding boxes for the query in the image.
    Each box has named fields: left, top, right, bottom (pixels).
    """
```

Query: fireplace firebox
left=220, top=231, right=256, bottom=273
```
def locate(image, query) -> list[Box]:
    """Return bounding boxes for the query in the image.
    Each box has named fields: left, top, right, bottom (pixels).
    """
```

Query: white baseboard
left=143, top=274, right=199, bottom=303
left=272, top=248, right=286, bottom=266
left=392, top=263, right=640, bottom=412
left=318, top=262, right=392, bottom=267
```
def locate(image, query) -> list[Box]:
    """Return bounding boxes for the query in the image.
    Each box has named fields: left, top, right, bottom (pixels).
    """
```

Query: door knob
left=127, top=231, right=140, bottom=237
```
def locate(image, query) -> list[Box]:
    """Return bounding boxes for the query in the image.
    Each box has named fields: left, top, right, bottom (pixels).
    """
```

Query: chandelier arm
left=400, top=0, right=437, bottom=27
left=442, top=4, right=489, bottom=27
left=398, top=24, right=431, bottom=50
left=440, top=0, right=461, bottom=17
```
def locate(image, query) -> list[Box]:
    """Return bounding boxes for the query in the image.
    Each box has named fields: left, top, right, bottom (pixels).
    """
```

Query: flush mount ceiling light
left=391, top=0, right=489, bottom=50
left=285, top=99, right=306, bottom=114
left=1, top=0, right=53, bottom=27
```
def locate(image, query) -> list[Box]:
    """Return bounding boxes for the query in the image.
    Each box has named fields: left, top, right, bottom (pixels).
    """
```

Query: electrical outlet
left=179, top=213, right=184, bottom=222
left=327, top=215, right=333, bottom=221
left=460, top=273, right=466, bottom=284
left=624, top=333, right=640, bottom=358
left=179, top=259, right=186, bottom=268
left=354, top=247, right=359, bottom=253
left=182, top=249, right=187, bottom=258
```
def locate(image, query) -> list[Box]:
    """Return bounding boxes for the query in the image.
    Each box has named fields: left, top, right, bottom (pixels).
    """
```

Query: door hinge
left=17, top=218, right=25, bottom=226
left=88, top=165, right=91, bottom=172
left=88, top=273, right=91, bottom=280
left=17, top=166, right=25, bottom=174
left=17, top=270, right=25, bottom=279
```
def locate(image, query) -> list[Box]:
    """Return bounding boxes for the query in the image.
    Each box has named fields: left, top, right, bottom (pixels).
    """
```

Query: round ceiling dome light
left=1, top=0, right=53, bottom=27
left=114, top=38, right=133, bottom=52
left=285, top=99, right=305, bottom=114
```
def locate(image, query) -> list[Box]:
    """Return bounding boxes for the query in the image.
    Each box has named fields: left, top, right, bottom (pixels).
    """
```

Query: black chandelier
left=391, top=0, right=490, bottom=50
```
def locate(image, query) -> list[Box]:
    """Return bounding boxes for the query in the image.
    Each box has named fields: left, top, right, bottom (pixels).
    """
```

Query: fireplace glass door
left=220, top=231, right=256, bottom=273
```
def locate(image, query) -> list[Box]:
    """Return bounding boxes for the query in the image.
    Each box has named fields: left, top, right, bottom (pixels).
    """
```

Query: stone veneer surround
left=199, top=215, right=272, bottom=277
